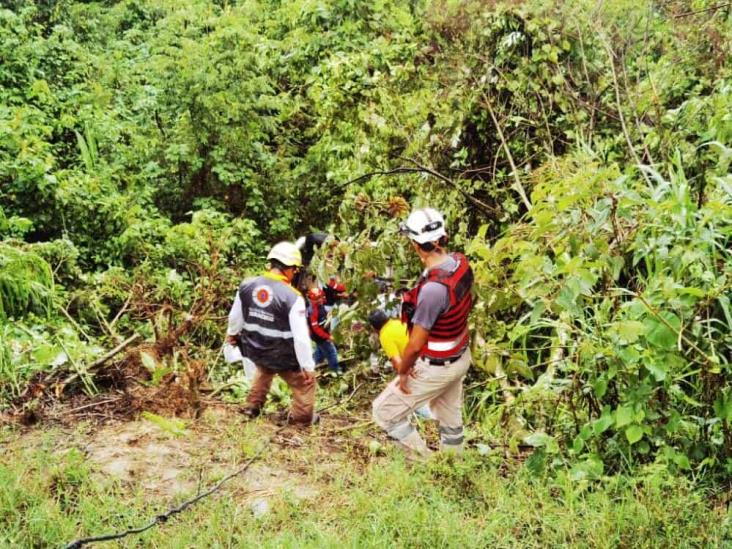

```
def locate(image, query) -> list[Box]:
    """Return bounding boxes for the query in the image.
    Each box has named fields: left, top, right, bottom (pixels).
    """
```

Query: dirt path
left=2, top=401, right=380, bottom=519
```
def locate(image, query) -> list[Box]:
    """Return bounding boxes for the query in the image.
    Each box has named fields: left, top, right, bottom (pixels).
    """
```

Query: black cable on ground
left=64, top=383, right=365, bottom=548
left=64, top=431, right=279, bottom=549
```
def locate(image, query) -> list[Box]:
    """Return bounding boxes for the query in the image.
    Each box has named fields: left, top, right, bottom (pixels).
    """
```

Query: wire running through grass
left=64, top=425, right=284, bottom=549
left=64, top=382, right=365, bottom=548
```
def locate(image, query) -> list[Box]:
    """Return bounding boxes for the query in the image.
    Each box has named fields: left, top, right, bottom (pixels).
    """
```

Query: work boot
left=395, top=430, right=433, bottom=458
left=287, top=412, right=320, bottom=426
left=240, top=406, right=261, bottom=420
left=440, top=443, right=464, bottom=454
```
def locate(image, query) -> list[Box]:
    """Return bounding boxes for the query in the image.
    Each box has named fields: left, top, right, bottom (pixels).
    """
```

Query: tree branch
left=481, top=95, right=533, bottom=211
left=673, top=2, right=731, bottom=18
left=341, top=163, right=501, bottom=215
left=599, top=36, right=653, bottom=187
left=400, top=157, right=501, bottom=215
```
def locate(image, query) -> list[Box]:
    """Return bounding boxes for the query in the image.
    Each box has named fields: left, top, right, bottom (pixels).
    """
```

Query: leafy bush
left=467, top=154, right=732, bottom=473
left=0, top=243, right=53, bottom=321
left=1, top=0, right=731, bottom=478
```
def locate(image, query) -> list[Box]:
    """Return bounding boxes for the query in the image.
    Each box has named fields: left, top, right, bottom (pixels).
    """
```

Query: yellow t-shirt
left=379, top=318, right=409, bottom=359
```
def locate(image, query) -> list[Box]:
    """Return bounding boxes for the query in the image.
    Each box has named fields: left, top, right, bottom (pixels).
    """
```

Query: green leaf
left=569, top=455, right=604, bottom=481
left=524, top=432, right=558, bottom=453
left=140, top=351, right=158, bottom=372
left=646, top=360, right=668, bottom=382
left=572, top=435, right=585, bottom=454
left=714, top=395, right=732, bottom=422
left=592, top=376, right=608, bottom=399
left=678, top=287, right=705, bottom=298
left=615, top=405, right=633, bottom=428
left=33, top=344, right=62, bottom=365
left=617, top=346, right=641, bottom=364
left=625, top=425, right=644, bottom=445
left=525, top=448, right=547, bottom=476
left=593, top=410, right=614, bottom=435
left=141, top=411, right=187, bottom=437
left=643, top=312, right=681, bottom=350
left=556, top=282, right=580, bottom=313
left=673, top=453, right=691, bottom=470
left=615, top=320, right=645, bottom=344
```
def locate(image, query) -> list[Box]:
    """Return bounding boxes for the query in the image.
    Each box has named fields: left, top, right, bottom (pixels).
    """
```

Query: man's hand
left=397, top=361, right=417, bottom=394
left=226, top=335, right=238, bottom=346
left=301, top=370, right=316, bottom=387
left=398, top=372, right=411, bottom=394
left=400, top=324, right=429, bottom=376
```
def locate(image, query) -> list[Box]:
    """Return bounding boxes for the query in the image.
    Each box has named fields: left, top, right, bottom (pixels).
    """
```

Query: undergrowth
left=1, top=420, right=730, bottom=548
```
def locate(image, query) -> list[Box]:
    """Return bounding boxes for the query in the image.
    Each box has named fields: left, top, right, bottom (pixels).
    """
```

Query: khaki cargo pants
left=372, top=349, right=471, bottom=451
left=246, top=366, right=316, bottom=424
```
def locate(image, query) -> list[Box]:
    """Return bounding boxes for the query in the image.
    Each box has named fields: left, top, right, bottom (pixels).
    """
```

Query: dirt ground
left=1, top=399, right=380, bottom=516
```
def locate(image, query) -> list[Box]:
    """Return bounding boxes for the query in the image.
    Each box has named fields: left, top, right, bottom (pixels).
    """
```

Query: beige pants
left=372, top=349, right=471, bottom=450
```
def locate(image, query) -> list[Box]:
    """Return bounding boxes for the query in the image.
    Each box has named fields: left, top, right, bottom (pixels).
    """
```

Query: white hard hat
left=399, top=207, right=447, bottom=244
left=267, top=241, right=303, bottom=267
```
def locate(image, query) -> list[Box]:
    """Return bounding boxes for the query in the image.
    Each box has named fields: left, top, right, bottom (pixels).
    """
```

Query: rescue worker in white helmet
left=372, top=208, right=474, bottom=455
left=226, top=242, right=318, bottom=425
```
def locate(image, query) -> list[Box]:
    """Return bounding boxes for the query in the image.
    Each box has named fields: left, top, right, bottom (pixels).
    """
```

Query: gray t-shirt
left=411, top=255, right=457, bottom=331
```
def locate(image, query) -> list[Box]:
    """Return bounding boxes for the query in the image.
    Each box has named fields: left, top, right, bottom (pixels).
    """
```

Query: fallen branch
left=60, top=333, right=142, bottom=388
left=400, top=157, right=501, bottom=215
left=599, top=36, right=652, bottom=187
left=91, top=301, right=120, bottom=344
left=328, top=419, right=373, bottom=434
left=614, top=289, right=717, bottom=365
left=208, top=379, right=245, bottom=398
left=64, top=424, right=287, bottom=549
left=673, top=2, right=730, bottom=17
left=67, top=398, right=121, bottom=414
left=89, top=333, right=142, bottom=371
left=633, top=293, right=716, bottom=364
left=318, top=382, right=365, bottom=414
left=58, top=305, right=93, bottom=342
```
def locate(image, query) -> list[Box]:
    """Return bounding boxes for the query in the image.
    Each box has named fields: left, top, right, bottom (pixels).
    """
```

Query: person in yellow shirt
left=368, top=310, right=433, bottom=419
left=369, top=309, right=408, bottom=370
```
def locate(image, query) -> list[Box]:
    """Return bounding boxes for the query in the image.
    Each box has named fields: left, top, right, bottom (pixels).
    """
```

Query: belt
left=422, top=352, right=464, bottom=367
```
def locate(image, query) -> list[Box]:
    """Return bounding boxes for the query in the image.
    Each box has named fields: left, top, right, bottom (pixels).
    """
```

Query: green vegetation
left=1, top=417, right=729, bottom=547
left=1, top=0, right=732, bottom=543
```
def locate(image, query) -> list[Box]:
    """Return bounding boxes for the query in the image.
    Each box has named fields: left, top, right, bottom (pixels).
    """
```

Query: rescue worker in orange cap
left=372, top=208, right=474, bottom=455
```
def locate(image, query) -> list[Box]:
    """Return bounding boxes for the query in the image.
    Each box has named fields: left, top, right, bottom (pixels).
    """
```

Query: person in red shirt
left=307, top=287, right=342, bottom=374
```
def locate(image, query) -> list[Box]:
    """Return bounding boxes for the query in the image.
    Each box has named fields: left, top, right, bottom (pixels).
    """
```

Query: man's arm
left=399, top=325, right=430, bottom=372
left=398, top=281, right=449, bottom=376
left=396, top=325, right=430, bottom=394
left=289, top=296, right=316, bottom=385
left=226, top=292, right=244, bottom=345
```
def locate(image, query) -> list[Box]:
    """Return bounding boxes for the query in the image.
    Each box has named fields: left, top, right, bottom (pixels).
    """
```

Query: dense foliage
left=1, top=0, right=731, bottom=478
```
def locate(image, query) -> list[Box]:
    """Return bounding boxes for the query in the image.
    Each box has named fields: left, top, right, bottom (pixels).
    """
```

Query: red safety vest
left=401, top=253, right=474, bottom=359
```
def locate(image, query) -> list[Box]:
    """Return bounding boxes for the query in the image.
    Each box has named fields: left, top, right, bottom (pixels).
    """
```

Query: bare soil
left=3, top=401, right=380, bottom=515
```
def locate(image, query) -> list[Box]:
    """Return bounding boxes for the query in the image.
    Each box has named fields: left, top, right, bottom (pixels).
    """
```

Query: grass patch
left=1, top=423, right=730, bottom=548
